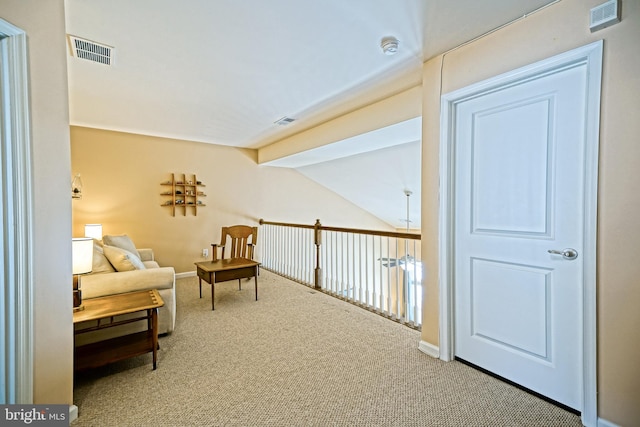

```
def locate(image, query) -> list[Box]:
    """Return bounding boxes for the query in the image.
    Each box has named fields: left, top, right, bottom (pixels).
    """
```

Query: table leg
left=254, top=267, right=258, bottom=301
left=199, top=276, right=202, bottom=298
left=151, top=308, right=158, bottom=370
left=211, top=281, right=215, bottom=311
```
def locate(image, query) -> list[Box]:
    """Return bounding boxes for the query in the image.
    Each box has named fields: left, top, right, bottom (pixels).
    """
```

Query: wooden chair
left=211, top=225, right=258, bottom=261
left=203, top=225, right=258, bottom=297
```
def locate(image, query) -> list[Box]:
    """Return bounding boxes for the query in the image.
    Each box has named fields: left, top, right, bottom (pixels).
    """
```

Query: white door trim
left=0, top=19, right=34, bottom=404
left=438, top=41, right=602, bottom=426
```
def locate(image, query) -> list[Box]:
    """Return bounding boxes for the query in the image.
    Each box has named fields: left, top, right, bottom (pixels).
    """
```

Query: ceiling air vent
left=590, top=0, right=621, bottom=32
left=68, top=35, right=114, bottom=65
left=274, top=116, right=296, bottom=126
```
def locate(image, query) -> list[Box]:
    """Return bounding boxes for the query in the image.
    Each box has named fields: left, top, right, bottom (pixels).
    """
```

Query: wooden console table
left=73, top=289, right=164, bottom=371
left=195, top=258, right=260, bottom=310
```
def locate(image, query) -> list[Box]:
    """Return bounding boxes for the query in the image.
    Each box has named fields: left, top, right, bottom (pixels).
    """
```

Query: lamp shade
left=84, top=223, right=103, bottom=240
left=72, top=237, right=93, bottom=275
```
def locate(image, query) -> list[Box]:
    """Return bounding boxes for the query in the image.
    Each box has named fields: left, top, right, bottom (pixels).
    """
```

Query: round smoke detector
left=380, top=36, right=400, bottom=55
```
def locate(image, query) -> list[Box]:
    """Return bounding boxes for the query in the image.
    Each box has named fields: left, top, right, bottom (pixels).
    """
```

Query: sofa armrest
left=138, top=248, right=154, bottom=262
left=82, top=267, right=175, bottom=299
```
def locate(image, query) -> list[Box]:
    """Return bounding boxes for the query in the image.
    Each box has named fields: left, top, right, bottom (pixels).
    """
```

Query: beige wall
left=420, top=0, right=640, bottom=425
left=2, top=0, right=74, bottom=404
left=71, top=126, right=393, bottom=273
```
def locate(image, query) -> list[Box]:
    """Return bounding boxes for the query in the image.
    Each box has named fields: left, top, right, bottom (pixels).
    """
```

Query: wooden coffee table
left=73, top=289, right=164, bottom=371
left=195, top=258, right=260, bottom=310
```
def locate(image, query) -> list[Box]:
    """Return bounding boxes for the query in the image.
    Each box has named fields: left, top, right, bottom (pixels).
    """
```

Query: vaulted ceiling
left=65, top=0, right=556, bottom=228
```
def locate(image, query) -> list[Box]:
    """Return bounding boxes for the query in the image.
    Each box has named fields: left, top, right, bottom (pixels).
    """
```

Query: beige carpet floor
left=71, top=270, right=582, bottom=426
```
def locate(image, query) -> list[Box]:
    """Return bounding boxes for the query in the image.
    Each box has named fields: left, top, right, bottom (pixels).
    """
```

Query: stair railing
left=259, top=219, right=422, bottom=328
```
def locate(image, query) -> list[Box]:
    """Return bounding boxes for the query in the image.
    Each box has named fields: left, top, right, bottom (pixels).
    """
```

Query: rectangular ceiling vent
left=68, top=35, right=114, bottom=65
left=274, top=116, right=296, bottom=126
left=590, top=0, right=621, bottom=32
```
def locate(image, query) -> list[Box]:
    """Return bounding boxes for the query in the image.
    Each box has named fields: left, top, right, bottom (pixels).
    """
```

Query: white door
left=452, top=61, right=593, bottom=410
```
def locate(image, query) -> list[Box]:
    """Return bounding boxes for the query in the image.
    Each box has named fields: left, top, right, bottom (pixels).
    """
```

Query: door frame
left=438, top=41, right=602, bottom=426
left=0, top=19, right=34, bottom=403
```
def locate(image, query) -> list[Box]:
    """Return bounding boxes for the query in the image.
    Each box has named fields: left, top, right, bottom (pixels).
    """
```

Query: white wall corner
left=418, top=340, right=440, bottom=358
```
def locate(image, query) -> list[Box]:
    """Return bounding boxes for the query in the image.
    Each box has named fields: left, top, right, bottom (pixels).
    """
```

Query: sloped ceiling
left=65, top=0, right=557, bottom=228
left=296, top=140, right=422, bottom=229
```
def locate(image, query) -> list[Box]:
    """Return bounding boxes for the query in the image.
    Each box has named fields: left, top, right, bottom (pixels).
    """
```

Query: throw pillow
left=102, top=234, right=141, bottom=259
left=92, top=239, right=116, bottom=274
left=103, top=245, right=146, bottom=272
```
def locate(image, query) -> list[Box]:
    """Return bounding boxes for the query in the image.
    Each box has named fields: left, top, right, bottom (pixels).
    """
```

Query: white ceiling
left=65, top=0, right=556, bottom=229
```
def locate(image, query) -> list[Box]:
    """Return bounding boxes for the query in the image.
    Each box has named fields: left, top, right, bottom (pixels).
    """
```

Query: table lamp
left=84, top=223, right=103, bottom=240
left=72, top=237, right=93, bottom=312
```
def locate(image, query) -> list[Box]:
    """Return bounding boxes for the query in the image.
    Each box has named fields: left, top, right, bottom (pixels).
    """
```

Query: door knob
left=548, top=248, right=578, bottom=260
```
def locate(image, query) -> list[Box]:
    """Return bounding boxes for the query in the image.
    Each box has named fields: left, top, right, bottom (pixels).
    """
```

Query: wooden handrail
left=259, top=218, right=420, bottom=240
left=259, top=219, right=316, bottom=230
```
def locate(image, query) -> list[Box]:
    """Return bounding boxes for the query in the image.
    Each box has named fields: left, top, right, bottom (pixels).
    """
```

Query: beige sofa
left=75, top=236, right=176, bottom=345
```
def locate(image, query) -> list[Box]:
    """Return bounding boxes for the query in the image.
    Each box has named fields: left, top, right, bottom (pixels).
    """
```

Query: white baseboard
left=69, top=405, right=78, bottom=423
left=418, top=340, right=440, bottom=358
left=176, top=271, right=196, bottom=279
left=598, top=417, right=621, bottom=427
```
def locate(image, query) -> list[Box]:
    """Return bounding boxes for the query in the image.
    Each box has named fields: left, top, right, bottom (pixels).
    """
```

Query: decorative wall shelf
left=161, top=173, right=206, bottom=216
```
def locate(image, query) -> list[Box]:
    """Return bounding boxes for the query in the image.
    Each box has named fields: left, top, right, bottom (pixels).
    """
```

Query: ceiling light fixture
left=380, top=36, right=400, bottom=55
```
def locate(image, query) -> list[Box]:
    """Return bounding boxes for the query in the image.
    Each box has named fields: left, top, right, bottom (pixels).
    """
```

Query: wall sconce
left=72, top=237, right=93, bottom=311
left=84, top=224, right=103, bottom=240
left=71, top=173, right=83, bottom=199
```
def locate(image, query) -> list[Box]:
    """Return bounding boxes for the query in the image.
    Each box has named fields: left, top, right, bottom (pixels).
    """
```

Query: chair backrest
left=219, top=225, right=258, bottom=259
